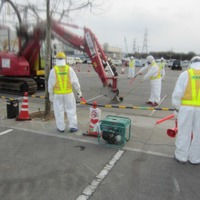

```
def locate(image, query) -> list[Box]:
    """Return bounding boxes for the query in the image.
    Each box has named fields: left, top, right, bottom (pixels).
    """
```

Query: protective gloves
left=49, top=93, right=54, bottom=102
left=77, top=91, right=82, bottom=98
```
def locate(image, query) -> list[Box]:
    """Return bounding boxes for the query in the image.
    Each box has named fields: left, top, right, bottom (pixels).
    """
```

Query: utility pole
left=44, top=0, right=51, bottom=116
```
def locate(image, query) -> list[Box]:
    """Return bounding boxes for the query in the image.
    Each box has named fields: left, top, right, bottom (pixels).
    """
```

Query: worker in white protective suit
left=128, top=56, right=135, bottom=79
left=136, top=55, right=161, bottom=107
left=159, top=57, right=166, bottom=81
left=172, top=56, right=200, bottom=164
left=48, top=52, right=82, bottom=133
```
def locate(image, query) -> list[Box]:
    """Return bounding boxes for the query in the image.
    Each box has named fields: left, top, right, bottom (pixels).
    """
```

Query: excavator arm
left=0, top=2, right=119, bottom=100
left=51, top=20, right=119, bottom=101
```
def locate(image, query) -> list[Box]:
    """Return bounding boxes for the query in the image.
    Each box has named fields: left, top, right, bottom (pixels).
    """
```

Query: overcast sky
left=1, top=0, right=200, bottom=54
left=71, top=0, right=200, bottom=54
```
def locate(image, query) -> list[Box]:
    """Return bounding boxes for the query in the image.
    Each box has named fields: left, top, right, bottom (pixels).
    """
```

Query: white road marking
left=0, top=129, right=13, bottom=136
left=76, top=150, right=124, bottom=200
left=0, top=124, right=173, bottom=158
left=124, top=146, right=174, bottom=158
left=172, top=178, right=180, bottom=200
left=173, top=178, right=180, bottom=193
left=0, top=124, right=175, bottom=197
left=86, top=95, right=103, bottom=102
left=149, top=94, right=167, bottom=117
left=77, top=95, right=103, bottom=105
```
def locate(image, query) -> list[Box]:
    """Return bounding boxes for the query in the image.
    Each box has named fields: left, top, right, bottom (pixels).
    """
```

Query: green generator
left=98, top=115, right=132, bottom=148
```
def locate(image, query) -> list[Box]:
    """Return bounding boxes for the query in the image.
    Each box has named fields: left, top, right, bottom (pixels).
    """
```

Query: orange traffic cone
left=84, top=102, right=101, bottom=137
left=16, top=92, right=31, bottom=121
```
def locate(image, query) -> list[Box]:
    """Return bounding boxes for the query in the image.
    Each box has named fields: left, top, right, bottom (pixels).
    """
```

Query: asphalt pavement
left=0, top=65, right=200, bottom=200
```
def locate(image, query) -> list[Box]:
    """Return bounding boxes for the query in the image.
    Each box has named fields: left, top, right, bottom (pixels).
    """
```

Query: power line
left=133, top=38, right=136, bottom=54
left=124, top=36, right=128, bottom=54
left=142, top=28, right=148, bottom=54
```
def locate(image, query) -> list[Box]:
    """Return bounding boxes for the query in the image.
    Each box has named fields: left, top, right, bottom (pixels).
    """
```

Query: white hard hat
left=161, top=57, right=164, bottom=60
left=130, top=56, right=134, bottom=59
left=191, top=56, right=200, bottom=64
left=190, top=56, right=200, bottom=70
left=146, top=55, right=154, bottom=64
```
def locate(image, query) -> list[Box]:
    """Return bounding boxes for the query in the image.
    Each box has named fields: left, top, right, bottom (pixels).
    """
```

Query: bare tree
left=44, top=0, right=51, bottom=117
left=0, top=0, right=106, bottom=118
left=43, top=0, right=106, bottom=117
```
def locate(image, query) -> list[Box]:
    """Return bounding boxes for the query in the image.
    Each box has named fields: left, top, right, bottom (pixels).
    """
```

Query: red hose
left=156, top=114, right=174, bottom=124
left=81, top=97, right=86, bottom=103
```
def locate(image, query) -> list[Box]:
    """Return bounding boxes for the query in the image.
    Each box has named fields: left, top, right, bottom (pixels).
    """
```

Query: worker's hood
left=56, top=59, right=66, bottom=66
left=190, top=62, right=200, bottom=70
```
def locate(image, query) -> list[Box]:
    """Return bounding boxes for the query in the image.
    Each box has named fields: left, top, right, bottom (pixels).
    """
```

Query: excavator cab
left=0, top=0, right=120, bottom=100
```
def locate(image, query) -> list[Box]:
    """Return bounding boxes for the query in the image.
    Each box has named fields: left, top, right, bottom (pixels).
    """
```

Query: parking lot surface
left=0, top=65, right=199, bottom=200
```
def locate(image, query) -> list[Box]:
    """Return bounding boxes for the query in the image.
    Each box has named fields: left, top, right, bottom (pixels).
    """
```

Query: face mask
left=56, top=59, right=66, bottom=66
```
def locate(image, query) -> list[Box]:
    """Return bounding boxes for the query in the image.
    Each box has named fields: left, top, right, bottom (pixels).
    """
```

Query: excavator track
left=0, top=76, right=38, bottom=95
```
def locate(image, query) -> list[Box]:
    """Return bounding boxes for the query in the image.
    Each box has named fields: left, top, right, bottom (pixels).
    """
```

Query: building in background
left=0, top=28, right=122, bottom=61
left=103, top=43, right=122, bottom=59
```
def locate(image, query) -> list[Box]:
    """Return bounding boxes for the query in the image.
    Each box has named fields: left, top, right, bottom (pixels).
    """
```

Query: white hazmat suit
left=128, top=57, right=135, bottom=78
left=159, top=58, right=166, bottom=81
left=137, top=56, right=161, bottom=106
left=48, top=56, right=82, bottom=133
left=172, top=58, right=200, bottom=164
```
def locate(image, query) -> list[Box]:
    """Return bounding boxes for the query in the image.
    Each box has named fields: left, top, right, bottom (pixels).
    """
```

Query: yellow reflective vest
left=53, top=65, right=73, bottom=94
left=150, top=61, right=161, bottom=80
left=129, top=60, right=135, bottom=68
left=181, top=69, right=200, bottom=106
left=159, top=62, right=165, bottom=70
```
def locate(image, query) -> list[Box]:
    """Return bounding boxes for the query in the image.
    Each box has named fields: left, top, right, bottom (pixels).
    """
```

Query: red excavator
left=0, top=23, right=46, bottom=95
left=0, top=0, right=46, bottom=95
left=0, top=1, right=119, bottom=100
left=51, top=20, right=119, bottom=100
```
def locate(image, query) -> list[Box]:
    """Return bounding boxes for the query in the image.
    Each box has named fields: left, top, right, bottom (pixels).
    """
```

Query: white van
left=75, top=57, right=83, bottom=64
left=66, top=56, right=75, bottom=65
